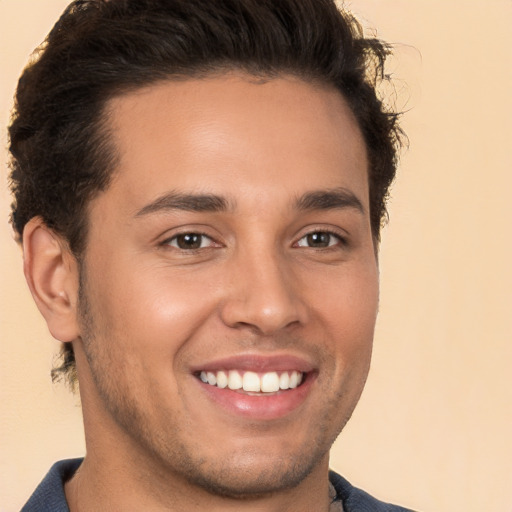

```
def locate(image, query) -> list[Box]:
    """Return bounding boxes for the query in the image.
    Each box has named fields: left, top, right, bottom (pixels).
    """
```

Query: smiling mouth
left=197, top=370, right=304, bottom=394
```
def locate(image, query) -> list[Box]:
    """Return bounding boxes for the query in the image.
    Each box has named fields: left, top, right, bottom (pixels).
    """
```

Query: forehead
left=102, top=74, right=368, bottom=211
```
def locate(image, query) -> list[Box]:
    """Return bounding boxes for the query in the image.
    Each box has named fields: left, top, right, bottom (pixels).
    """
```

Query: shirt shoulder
left=329, top=470, right=418, bottom=512
left=20, top=458, right=83, bottom=512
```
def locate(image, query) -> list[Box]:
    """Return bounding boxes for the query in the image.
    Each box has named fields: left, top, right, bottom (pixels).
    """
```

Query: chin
left=179, top=450, right=325, bottom=499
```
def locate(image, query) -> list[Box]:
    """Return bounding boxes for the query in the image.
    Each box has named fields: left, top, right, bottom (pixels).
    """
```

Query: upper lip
left=189, top=353, right=316, bottom=374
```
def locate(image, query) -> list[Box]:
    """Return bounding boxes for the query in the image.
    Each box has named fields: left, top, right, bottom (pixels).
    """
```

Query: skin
left=25, top=74, right=378, bottom=511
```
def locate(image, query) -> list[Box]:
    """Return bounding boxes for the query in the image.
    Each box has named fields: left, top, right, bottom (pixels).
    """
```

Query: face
left=74, top=74, right=378, bottom=498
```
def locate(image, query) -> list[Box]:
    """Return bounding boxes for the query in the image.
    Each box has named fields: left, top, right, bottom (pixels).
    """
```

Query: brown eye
left=307, top=232, right=331, bottom=247
left=168, top=233, right=211, bottom=250
left=296, top=231, right=341, bottom=248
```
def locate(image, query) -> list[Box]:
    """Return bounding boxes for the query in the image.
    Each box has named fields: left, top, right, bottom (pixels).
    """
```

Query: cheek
left=306, top=262, right=378, bottom=374
left=310, top=263, right=379, bottom=335
left=88, top=258, right=223, bottom=361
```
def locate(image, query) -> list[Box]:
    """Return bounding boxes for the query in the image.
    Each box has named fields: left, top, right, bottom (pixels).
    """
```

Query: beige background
left=1, top=1, right=511, bottom=510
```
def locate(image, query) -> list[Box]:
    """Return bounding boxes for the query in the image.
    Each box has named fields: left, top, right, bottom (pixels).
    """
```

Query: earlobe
left=22, top=217, right=80, bottom=342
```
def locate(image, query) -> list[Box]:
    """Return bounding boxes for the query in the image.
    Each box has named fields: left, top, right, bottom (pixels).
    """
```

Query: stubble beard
left=76, top=268, right=367, bottom=500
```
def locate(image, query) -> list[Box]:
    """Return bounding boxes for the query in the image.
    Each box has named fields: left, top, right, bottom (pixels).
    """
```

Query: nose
left=219, top=249, right=308, bottom=335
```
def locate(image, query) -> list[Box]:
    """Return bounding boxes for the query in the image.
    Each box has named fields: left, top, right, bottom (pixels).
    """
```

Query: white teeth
left=228, top=370, right=243, bottom=390
left=279, top=372, right=290, bottom=390
left=216, top=370, right=228, bottom=389
left=243, top=371, right=261, bottom=392
left=261, top=372, right=280, bottom=392
left=199, top=369, right=304, bottom=393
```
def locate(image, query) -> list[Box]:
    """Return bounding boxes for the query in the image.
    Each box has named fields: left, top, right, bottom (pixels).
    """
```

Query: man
left=9, top=0, right=413, bottom=510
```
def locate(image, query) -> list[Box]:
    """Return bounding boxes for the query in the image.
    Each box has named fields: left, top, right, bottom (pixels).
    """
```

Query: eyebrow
left=295, top=188, right=365, bottom=214
left=134, top=187, right=365, bottom=218
left=134, top=192, right=232, bottom=217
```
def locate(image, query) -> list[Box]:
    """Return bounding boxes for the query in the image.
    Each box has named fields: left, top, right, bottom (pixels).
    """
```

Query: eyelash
left=161, top=232, right=217, bottom=250
left=294, top=229, right=348, bottom=249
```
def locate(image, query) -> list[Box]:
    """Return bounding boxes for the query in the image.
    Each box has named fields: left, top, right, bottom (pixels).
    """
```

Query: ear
left=22, top=217, right=80, bottom=342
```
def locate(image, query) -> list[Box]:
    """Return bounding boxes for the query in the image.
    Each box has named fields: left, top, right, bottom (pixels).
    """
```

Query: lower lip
left=196, top=374, right=316, bottom=420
